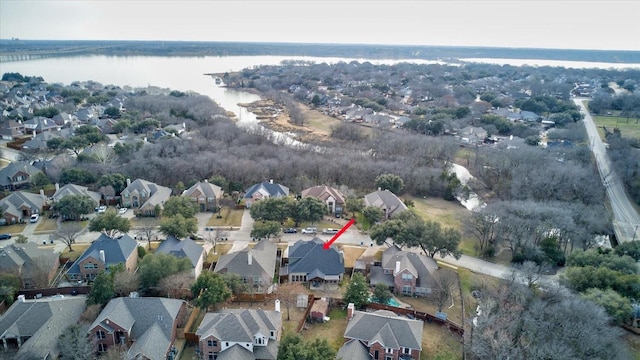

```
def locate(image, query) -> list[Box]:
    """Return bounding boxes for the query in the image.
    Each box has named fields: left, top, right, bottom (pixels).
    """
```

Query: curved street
left=574, top=98, right=640, bottom=243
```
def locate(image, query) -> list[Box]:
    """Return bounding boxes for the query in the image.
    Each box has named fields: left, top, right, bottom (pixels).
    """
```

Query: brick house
left=121, top=178, right=172, bottom=217
left=66, top=234, right=138, bottom=282
left=243, top=180, right=289, bottom=208
left=0, top=242, right=60, bottom=289
left=181, top=179, right=224, bottom=212
left=300, top=185, right=345, bottom=216
left=369, top=245, right=438, bottom=296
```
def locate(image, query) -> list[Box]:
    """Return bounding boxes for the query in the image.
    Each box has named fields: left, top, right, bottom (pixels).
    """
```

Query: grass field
left=130, top=216, right=160, bottom=228
left=34, top=217, right=60, bottom=232
left=206, top=207, right=244, bottom=227
left=592, top=115, right=640, bottom=140
left=302, top=308, right=349, bottom=351
left=336, top=245, right=365, bottom=268
left=206, top=243, right=233, bottom=263
left=0, top=223, right=26, bottom=235
left=60, top=243, right=90, bottom=262
left=408, top=196, right=468, bottom=231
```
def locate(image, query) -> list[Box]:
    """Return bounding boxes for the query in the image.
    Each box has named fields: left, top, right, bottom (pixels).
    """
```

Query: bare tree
left=159, top=272, right=194, bottom=298
left=429, top=269, right=458, bottom=312
left=113, top=271, right=140, bottom=297
left=276, top=282, right=307, bottom=321
left=135, top=223, right=159, bottom=248
left=54, top=222, right=85, bottom=252
left=29, top=255, right=56, bottom=289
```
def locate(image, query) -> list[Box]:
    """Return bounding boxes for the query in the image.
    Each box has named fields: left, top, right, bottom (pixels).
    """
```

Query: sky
left=1, top=0, right=639, bottom=51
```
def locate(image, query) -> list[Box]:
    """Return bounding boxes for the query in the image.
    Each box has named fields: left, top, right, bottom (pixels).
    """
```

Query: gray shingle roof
left=382, top=245, right=438, bottom=288
left=122, top=178, right=172, bottom=209
left=0, top=242, right=58, bottom=283
left=0, top=296, right=86, bottom=360
left=0, top=191, right=45, bottom=220
left=216, top=344, right=255, bottom=360
left=156, top=236, right=205, bottom=269
left=244, top=181, right=289, bottom=199
left=344, top=310, right=423, bottom=350
left=285, top=239, right=344, bottom=278
left=301, top=185, right=345, bottom=204
left=67, top=234, right=137, bottom=275
left=214, top=239, right=276, bottom=279
left=52, top=183, right=101, bottom=204
left=182, top=180, right=223, bottom=199
left=336, top=339, right=372, bottom=360
left=363, top=190, right=408, bottom=218
left=90, top=297, right=186, bottom=360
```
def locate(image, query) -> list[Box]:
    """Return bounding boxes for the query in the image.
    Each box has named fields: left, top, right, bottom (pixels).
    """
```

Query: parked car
left=283, top=228, right=297, bottom=234
left=96, top=205, right=107, bottom=213
left=29, top=214, right=39, bottom=223
left=322, top=228, right=339, bottom=235
left=0, top=233, right=11, bottom=240
left=118, top=207, right=128, bottom=214
left=301, top=227, right=317, bottom=234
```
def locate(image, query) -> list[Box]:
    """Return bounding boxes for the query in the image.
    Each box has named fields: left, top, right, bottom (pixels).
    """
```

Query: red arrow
left=323, top=218, right=356, bottom=250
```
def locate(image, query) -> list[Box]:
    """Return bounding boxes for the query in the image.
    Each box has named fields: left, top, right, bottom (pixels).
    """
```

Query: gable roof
left=336, top=339, right=372, bottom=360
left=156, top=236, right=205, bottom=268
left=363, top=189, right=408, bottom=218
left=382, top=245, right=438, bottom=287
left=182, top=180, right=224, bottom=199
left=244, top=181, right=289, bottom=199
left=67, top=234, right=138, bottom=275
left=52, top=183, right=102, bottom=204
left=214, top=239, right=277, bottom=278
left=344, top=310, right=423, bottom=351
left=0, top=296, right=86, bottom=360
left=0, top=162, right=42, bottom=187
left=0, top=242, right=58, bottom=281
left=196, top=309, right=281, bottom=343
left=90, top=297, right=186, bottom=360
left=301, top=185, right=345, bottom=204
left=217, top=344, right=255, bottom=360
left=0, top=191, right=46, bottom=218
left=122, top=178, right=172, bottom=208
left=285, top=239, right=344, bottom=277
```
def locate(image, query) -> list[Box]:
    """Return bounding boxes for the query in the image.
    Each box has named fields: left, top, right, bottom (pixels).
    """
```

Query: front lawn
left=206, top=207, right=244, bottom=227
left=34, top=216, right=60, bottom=232
left=1, top=223, right=26, bottom=235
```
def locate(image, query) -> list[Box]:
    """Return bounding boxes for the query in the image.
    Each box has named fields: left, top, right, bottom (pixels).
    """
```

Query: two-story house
left=0, top=162, right=43, bottom=191
left=156, top=236, right=206, bottom=279
left=243, top=180, right=289, bottom=208
left=66, top=234, right=138, bottom=282
left=181, top=179, right=224, bottom=212
left=279, top=239, right=344, bottom=290
left=51, top=182, right=101, bottom=210
left=301, top=185, right=345, bottom=216
left=196, top=308, right=282, bottom=360
left=121, top=178, right=172, bottom=216
left=364, top=189, right=407, bottom=220
left=214, top=239, right=277, bottom=295
left=0, top=242, right=60, bottom=289
left=369, top=245, right=438, bottom=296
left=89, top=297, right=187, bottom=359
left=0, top=190, right=46, bottom=224
left=337, top=304, right=423, bottom=360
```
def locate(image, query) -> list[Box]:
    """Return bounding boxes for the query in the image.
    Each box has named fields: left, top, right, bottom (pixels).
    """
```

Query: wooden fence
left=367, top=302, right=464, bottom=337
left=18, top=286, right=91, bottom=298
left=183, top=306, right=202, bottom=344
left=296, top=295, right=316, bottom=333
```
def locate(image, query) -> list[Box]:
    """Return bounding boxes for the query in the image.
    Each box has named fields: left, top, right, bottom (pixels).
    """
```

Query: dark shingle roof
left=344, top=310, right=423, bottom=351
left=336, top=339, right=372, bottom=360
left=214, top=239, right=276, bottom=279
left=286, top=239, right=344, bottom=277
left=363, top=190, right=408, bottom=218
left=244, top=181, right=289, bottom=199
left=156, top=236, right=204, bottom=268
left=67, top=234, right=137, bottom=275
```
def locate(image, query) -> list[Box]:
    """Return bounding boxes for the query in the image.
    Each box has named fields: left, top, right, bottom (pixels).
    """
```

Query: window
left=386, top=347, right=393, bottom=353
left=98, top=343, right=107, bottom=352
left=207, top=339, right=217, bottom=347
left=225, top=342, right=229, bottom=347
left=270, top=331, right=275, bottom=337
left=84, top=263, right=98, bottom=269
left=374, top=350, right=379, bottom=360
left=207, top=197, right=215, bottom=202
left=404, top=347, right=411, bottom=354
left=385, top=357, right=392, bottom=360
left=401, top=273, right=413, bottom=280
left=96, top=330, right=105, bottom=339
left=402, top=285, right=412, bottom=295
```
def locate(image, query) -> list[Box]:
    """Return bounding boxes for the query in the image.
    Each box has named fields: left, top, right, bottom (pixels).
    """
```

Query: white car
left=322, top=228, right=339, bottom=235
left=118, top=207, right=128, bottom=214
left=29, top=214, right=40, bottom=223
left=301, top=227, right=317, bottom=234
left=96, top=205, right=107, bottom=213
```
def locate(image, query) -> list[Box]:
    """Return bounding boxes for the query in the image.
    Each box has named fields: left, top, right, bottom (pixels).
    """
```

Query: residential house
left=75, top=107, right=97, bottom=122
left=214, top=239, right=277, bottom=294
left=280, top=239, right=344, bottom=289
left=520, top=110, right=541, bottom=122
left=0, top=191, right=46, bottom=224
left=0, top=161, right=43, bottom=190
left=0, top=242, right=60, bottom=289
left=369, top=245, right=437, bottom=296
left=22, top=116, right=59, bottom=134
left=243, top=180, right=289, bottom=208
left=182, top=179, right=224, bottom=212
left=121, top=178, right=172, bottom=216
left=196, top=308, right=282, bottom=360
left=89, top=297, right=187, bottom=359
left=301, top=185, right=345, bottom=216
left=51, top=112, right=75, bottom=126
left=51, top=182, right=102, bottom=205
left=457, top=126, right=488, bottom=145
left=156, top=236, right=206, bottom=279
left=66, top=233, right=138, bottom=282
left=364, top=189, right=408, bottom=220
left=21, top=130, right=69, bottom=151
left=0, top=120, right=25, bottom=140
left=0, top=296, right=86, bottom=360
left=338, top=304, right=423, bottom=360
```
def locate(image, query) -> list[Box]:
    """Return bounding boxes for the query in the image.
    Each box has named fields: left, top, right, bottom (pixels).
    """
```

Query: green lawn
left=592, top=115, right=640, bottom=140
left=34, top=216, right=60, bottom=232
left=408, top=196, right=467, bottom=231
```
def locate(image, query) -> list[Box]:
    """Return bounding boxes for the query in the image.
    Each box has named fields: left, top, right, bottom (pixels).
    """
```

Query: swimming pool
left=369, top=296, right=401, bottom=307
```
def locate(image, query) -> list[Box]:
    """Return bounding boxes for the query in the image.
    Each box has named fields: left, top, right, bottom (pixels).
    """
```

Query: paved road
left=575, top=98, right=640, bottom=243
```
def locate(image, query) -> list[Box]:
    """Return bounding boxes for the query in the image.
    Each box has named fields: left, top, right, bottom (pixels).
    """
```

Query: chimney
left=347, top=303, right=355, bottom=320
left=275, top=299, right=281, bottom=313
left=40, top=189, right=46, bottom=201
left=99, top=250, right=106, bottom=263
left=395, top=261, right=400, bottom=275
left=248, top=251, right=252, bottom=265
left=269, top=179, right=273, bottom=184
left=17, top=294, right=25, bottom=303
left=126, top=178, right=131, bottom=187
left=55, top=183, right=59, bottom=191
